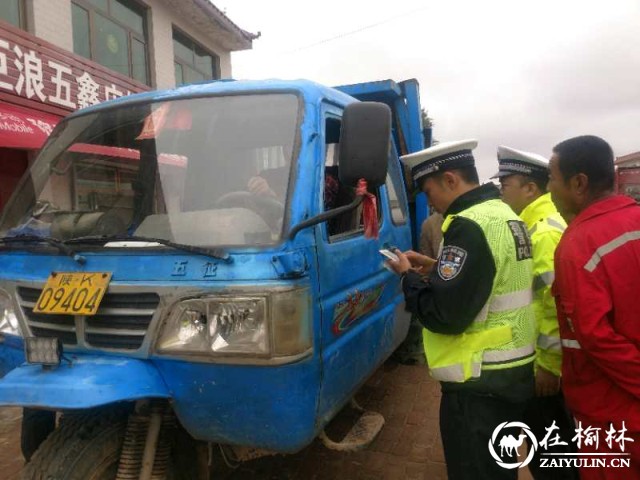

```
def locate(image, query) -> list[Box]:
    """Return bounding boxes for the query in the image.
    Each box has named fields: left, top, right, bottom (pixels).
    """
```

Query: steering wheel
left=32, top=200, right=58, bottom=218
left=213, top=191, right=284, bottom=232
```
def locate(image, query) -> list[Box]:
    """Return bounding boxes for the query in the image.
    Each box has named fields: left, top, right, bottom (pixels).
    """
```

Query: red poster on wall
left=0, top=101, right=60, bottom=149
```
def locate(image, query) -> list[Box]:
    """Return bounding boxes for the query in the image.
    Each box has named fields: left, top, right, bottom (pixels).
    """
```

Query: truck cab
left=0, top=78, right=426, bottom=478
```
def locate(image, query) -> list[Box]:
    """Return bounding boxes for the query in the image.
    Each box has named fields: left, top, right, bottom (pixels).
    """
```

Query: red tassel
left=356, top=178, right=379, bottom=239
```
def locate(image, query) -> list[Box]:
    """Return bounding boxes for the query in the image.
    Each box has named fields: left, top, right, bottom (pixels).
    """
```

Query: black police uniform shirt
left=402, top=183, right=534, bottom=399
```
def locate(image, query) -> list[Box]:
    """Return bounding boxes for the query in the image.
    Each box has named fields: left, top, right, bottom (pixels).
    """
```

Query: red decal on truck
left=332, top=285, right=385, bottom=335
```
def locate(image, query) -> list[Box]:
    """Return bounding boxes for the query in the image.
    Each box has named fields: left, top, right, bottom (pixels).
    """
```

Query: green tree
left=421, top=108, right=434, bottom=129
left=421, top=108, right=437, bottom=146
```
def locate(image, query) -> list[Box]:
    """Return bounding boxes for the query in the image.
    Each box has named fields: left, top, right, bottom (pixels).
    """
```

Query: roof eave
left=616, top=151, right=640, bottom=166
left=192, top=0, right=259, bottom=51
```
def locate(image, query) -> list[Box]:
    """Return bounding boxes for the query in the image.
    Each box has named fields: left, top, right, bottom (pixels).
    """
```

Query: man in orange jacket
left=549, top=135, right=640, bottom=479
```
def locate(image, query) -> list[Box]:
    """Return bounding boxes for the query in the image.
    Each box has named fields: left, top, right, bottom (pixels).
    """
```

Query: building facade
left=0, top=0, right=254, bottom=208
left=616, top=151, right=640, bottom=202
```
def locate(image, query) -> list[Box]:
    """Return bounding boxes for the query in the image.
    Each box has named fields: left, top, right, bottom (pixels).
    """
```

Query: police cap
left=492, top=145, right=549, bottom=180
left=401, top=139, right=478, bottom=184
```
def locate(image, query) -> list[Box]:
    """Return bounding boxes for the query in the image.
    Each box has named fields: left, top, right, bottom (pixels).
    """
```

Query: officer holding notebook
left=386, top=139, right=536, bottom=480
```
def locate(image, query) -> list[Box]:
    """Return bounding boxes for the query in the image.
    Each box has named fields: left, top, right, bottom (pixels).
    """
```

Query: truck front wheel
left=21, top=408, right=127, bottom=480
left=21, top=406, right=203, bottom=480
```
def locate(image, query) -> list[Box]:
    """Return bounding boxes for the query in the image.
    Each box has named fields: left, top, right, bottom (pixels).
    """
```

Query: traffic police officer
left=493, top=146, right=577, bottom=480
left=387, top=140, right=536, bottom=480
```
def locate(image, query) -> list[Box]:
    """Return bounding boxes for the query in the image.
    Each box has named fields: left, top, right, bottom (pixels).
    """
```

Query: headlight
left=159, top=297, right=268, bottom=354
left=0, top=289, right=21, bottom=337
left=156, top=288, right=311, bottom=359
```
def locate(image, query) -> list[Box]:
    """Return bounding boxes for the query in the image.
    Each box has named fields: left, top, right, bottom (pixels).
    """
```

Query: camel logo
left=488, top=421, right=538, bottom=469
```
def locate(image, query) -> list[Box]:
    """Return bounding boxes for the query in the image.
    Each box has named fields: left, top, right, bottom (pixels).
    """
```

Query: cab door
left=315, top=103, right=412, bottom=424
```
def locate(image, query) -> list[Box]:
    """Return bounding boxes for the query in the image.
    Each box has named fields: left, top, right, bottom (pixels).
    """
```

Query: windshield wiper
left=65, top=235, right=230, bottom=262
left=0, top=235, right=86, bottom=265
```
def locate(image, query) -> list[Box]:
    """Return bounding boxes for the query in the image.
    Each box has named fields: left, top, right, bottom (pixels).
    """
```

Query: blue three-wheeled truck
left=0, top=77, right=429, bottom=479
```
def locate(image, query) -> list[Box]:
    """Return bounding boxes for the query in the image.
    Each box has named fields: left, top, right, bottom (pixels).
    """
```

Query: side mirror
left=339, top=102, right=391, bottom=189
left=287, top=102, right=392, bottom=241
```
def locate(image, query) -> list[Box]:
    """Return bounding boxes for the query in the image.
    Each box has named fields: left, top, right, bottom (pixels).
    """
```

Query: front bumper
left=0, top=353, right=170, bottom=409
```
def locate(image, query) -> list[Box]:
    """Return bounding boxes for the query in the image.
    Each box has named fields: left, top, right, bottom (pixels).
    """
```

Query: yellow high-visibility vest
left=423, top=199, right=536, bottom=383
left=519, top=193, right=566, bottom=376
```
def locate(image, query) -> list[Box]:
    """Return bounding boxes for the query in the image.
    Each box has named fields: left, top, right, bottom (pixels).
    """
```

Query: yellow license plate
left=34, top=272, right=112, bottom=316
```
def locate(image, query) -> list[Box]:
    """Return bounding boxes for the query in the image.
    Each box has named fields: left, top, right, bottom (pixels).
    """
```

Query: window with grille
left=72, top=0, right=149, bottom=84
left=173, top=29, right=220, bottom=86
left=0, top=0, right=24, bottom=29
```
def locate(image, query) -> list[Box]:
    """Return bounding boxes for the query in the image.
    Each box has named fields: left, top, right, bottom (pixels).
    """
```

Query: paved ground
left=0, top=359, right=533, bottom=479
left=0, top=406, right=22, bottom=480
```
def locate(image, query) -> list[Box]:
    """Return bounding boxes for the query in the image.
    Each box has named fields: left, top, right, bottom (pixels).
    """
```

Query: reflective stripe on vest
left=430, top=344, right=536, bottom=381
left=528, top=217, right=566, bottom=237
left=483, top=343, right=535, bottom=364
left=533, top=271, right=555, bottom=291
left=474, top=288, right=533, bottom=323
left=429, top=364, right=470, bottom=383
left=547, top=218, right=566, bottom=232
left=538, top=333, right=562, bottom=351
left=584, top=231, right=640, bottom=272
left=561, top=339, right=582, bottom=349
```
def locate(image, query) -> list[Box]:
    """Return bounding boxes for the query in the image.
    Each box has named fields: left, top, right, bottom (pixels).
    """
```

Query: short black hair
left=552, top=136, right=614, bottom=193
left=418, top=166, right=479, bottom=190
left=457, top=166, right=480, bottom=184
left=518, top=174, right=548, bottom=194
left=430, top=166, right=479, bottom=184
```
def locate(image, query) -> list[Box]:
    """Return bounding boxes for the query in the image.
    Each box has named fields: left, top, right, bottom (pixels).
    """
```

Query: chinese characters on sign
left=0, top=36, right=135, bottom=111
left=541, top=420, right=633, bottom=453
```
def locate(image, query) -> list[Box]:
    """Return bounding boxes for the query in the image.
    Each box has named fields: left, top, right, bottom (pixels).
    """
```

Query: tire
left=21, top=408, right=56, bottom=462
left=170, top=424, right=202, bottom=480
left=21, top=407, right=128, bottom=480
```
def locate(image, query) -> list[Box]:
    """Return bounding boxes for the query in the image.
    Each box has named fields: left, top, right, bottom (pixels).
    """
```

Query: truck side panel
left=313, top=101, right=412, bottom=426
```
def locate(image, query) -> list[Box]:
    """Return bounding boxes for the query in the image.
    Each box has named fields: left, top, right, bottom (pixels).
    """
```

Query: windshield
left=0, top=93, right=300, bottom=247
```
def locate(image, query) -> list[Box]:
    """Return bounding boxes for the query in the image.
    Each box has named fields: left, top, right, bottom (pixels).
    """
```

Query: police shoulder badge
left=437, top=245, right=467, bottom=281
left=507, top=220, right=533, bottom=261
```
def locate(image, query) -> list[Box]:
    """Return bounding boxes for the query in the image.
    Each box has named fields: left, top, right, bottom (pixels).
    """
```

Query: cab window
left=322, top=116, right=382, bottom=240
left=385, top=149, right=408, bottom=225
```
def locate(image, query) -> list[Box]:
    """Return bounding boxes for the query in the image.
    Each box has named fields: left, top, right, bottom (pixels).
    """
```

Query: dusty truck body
left=0, top=78, right=427, bottom=478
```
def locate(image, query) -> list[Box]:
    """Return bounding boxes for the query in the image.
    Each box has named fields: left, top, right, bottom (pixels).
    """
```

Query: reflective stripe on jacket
left=553, top=195, right=640, bottom=429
